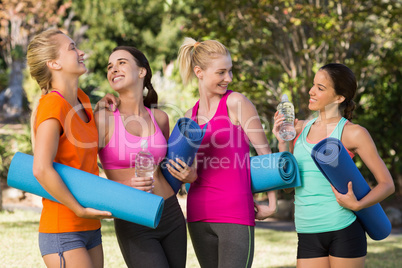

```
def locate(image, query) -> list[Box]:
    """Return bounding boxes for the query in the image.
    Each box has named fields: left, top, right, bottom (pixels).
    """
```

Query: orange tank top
left=34, top=89, right=101, bottom=233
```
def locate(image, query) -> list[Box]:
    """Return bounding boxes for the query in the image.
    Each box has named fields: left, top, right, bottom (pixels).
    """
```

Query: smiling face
left=107, top=50, right=145, bottom=93
left=53, top=33, right=87, bottom=76
left=308, top=70, right=345, bottom=111
left=196, top=54, right=233, bottom=95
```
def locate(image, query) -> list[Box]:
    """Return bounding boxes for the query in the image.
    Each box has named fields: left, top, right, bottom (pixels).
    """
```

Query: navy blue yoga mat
left=250, top=152, right=301, bottom=193
left=311, top=137, right=391, bottom=240
left=7, top=152, right=164, bottom=229
left=161, top=117, right=207, bottom=193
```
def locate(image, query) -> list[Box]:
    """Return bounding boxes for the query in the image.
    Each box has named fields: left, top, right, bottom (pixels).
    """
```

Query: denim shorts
left=39, top=228, right=102, bottom=257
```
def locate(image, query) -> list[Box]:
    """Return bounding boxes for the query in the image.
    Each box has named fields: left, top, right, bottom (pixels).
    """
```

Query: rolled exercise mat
left=311, top=137, right=391, bottom=240
left=250, top=152, right=301, bottom=193
left=7, top=152, right=164, bottom=229
left=161, top=117, right=208, bottom=193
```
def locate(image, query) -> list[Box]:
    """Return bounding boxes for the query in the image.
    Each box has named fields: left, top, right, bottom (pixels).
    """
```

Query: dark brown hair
left=112, top=46, right=158, bottom=108
left=319, top=63, right=357, bottom=120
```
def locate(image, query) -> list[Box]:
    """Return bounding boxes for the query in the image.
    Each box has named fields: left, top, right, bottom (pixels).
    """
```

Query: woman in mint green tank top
left=273, top=63, right=394, bottom=268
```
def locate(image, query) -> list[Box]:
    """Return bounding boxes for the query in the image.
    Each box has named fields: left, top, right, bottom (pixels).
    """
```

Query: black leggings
left=188, top=222, right=255, bottom=268
left=114, top=195, right=187, bottom=268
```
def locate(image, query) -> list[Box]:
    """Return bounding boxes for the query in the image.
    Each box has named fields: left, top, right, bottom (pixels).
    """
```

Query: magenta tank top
left=187, top=90, right=255, bottom=226
left=98, top=107, right=167, bottom=169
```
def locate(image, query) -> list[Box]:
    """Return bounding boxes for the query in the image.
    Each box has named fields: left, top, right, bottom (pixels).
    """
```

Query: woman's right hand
left=273, top=111, right=286, bottom=143
left=127, top=176, right=154, bottom=193
left=167, top=158, right=198, bottom=183
left=273, top=111, right=298, bottom=152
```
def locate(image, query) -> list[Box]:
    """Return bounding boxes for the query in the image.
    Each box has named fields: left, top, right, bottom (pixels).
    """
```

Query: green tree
left=180, top=0, right=401, bottom=192
left=69, top=0, right=189, bottom=100
left=0, top=0, right=71, bottom=119
left=354, top=7, right=401, bottom=194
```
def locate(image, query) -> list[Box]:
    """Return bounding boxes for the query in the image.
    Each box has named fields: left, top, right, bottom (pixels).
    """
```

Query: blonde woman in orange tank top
left=27, top=29, right=117, bottom=268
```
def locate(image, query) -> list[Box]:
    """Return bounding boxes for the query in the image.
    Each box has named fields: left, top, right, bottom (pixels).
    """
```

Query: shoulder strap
left=216, top=90, right=232, bottom=116
left=330, top=117, right=348, bottom=139
left=191, top=100, right=200, bottom=121
left=300, top=118, right=317, bottom=141
left=145, top=107, right=162, bottom=135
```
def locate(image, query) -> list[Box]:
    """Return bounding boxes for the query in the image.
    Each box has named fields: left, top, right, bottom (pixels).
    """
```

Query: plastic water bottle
left=135, top=140, right=155, bottom=186
left=277, top=94, right=296, bottom=141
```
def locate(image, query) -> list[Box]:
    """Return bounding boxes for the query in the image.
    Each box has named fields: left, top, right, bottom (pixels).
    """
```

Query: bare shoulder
left=226, top=92, right=255, bottom=121
left=151, top=108, right=169, bottom=131
left=343, top=122, right=370, bottom=140
left=151, top=108, right=169, bottom=121
left=342, top=122, right=372, bottom=151
left=227, top=91, right=250, bottom=107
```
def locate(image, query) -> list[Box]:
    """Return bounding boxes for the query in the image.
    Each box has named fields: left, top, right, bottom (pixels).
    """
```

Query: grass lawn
left=0, top=209, right=401, bottom=267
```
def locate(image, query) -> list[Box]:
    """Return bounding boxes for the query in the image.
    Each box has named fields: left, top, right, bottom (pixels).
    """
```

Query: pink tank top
left=98, top=107, right=167, bottom=169
left=187, top=90, right=255, bottom=226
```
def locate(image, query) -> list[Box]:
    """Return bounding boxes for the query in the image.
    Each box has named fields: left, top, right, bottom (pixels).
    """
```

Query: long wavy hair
left=112, top=46, right=158, bottom=108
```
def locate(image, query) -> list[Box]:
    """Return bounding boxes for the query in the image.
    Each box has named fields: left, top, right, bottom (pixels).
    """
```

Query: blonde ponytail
left=177, top=37, right=198, bottom=85
left=177, top=37, right=230, bottom=85
left=27, top=28, right=64, bottom=148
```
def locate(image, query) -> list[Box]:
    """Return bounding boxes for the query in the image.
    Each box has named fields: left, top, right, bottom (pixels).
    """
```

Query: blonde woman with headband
left=169, top=37, right=277, bottom=268
left=27, top=29, right=116, bottom=268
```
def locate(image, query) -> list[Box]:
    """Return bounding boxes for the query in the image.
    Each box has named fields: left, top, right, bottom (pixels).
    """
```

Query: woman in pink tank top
left=168, top=37, right=277, bottom=268
left=95, top=46, right=187, bottom=268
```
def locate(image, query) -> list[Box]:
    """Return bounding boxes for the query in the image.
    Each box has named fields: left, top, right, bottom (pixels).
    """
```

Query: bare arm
left=227, top=92, right=277, bottom=219
left=33, top=119, right=111, bottom=219
left=94, top=109, right=112, bottom=149
left=332, top=124, right=395, bottom=211
left=273, top=111, right=303, bottom=153
left=227, top=92, right=271, bottom=155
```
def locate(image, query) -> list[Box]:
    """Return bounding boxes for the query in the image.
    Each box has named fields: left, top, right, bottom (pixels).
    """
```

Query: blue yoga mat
left=7, top=152, right=164, bottom=229
left=185, top=152, right=301, bottom=194
left=311, top=137, right=391, bottom=240
left=161, top=118, right=207, bottom=193
left=250, top=152, right=301, bottom=193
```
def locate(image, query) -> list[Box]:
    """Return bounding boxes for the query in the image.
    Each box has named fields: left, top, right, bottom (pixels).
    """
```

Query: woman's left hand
left=167, top=158, right=198, bottom=183
left=331, top=181, right=361, bottom=211
left=94, top=93, right=120, bottom=112
left=254, top=190, right=277, bottom=220
left=254, top=202, right=277, bottom=220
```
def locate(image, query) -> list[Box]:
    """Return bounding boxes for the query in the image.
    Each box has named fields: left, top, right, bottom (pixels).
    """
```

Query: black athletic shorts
left=297, top=219, right=367, bottom=259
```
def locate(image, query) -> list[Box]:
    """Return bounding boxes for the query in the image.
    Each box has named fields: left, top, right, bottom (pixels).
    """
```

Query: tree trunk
left=0, top=59, right=25, bottom=120
left=0, top=185, right=2, bottom=211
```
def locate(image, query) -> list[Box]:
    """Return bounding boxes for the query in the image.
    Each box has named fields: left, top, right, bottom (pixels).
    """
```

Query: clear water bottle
left=135, top=140, right=155, bottom=189
left=277, top=94, right=296, bottom=141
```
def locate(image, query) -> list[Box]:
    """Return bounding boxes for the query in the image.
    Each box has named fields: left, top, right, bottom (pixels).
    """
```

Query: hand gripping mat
left=7, top=152, right=164, bottom=229
left=161, top=118, right=207, bottom=193
left=311, top=137, right=391, bottom=240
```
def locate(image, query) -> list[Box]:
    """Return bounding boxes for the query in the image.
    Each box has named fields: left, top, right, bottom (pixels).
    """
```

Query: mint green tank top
left=293, top=117, right=356, bottom=233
